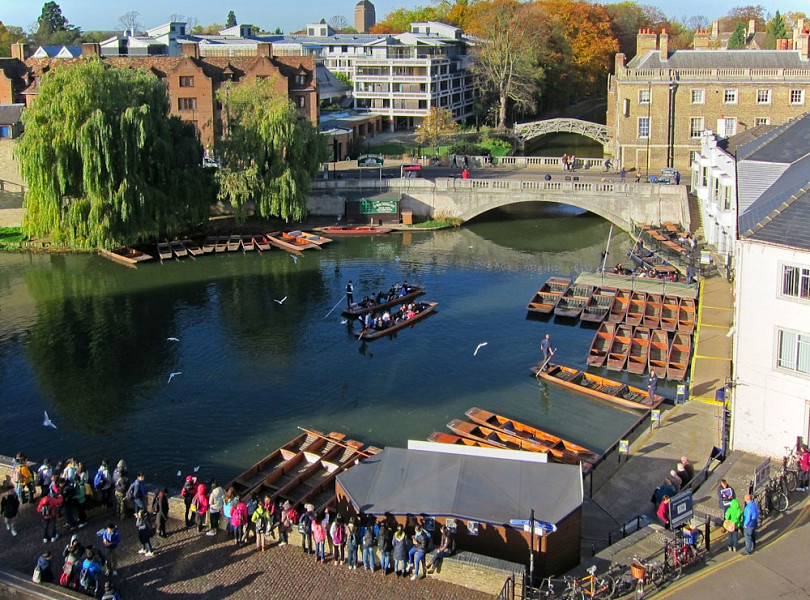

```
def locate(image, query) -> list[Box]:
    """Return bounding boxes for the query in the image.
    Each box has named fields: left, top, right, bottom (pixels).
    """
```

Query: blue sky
left=4, top=1, right=808, bottom=33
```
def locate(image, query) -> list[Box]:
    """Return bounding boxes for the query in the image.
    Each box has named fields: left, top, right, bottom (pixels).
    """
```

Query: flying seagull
left=274, top=296, right=287, bottom=305
left=290, top=254, right=298, bottom=263
left=168, top=372, right=182, bottom=383
left=473, top=342, right=488, bottom=356
left=340, top=319, right=348, bottom=325
left=193, top=466, right=200, bottom=473
left=43, top=411, right=57, bottom=429
left=166, top=337, right=180, bottom=342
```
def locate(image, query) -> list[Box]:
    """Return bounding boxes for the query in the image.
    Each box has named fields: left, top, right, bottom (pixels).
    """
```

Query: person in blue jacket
left=743, top=493, right=759, bottom=554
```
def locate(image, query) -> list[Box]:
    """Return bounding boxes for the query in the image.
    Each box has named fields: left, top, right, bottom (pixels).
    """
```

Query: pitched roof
left=718, top=124, right=778, bottom=157
left=629, top=49, right=810, bottom=70
left=0, top=103, right=24, bottom=124
left=336, top=446, right=583, bottom=526
left=737, top=113, right=810, bottom=164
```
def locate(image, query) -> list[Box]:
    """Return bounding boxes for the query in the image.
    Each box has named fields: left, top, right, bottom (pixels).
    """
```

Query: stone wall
left=0, top=139, right=23, bottom=188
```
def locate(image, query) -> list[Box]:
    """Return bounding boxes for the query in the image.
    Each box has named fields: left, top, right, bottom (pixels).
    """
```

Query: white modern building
left=732, top=113, right=810, bottom=457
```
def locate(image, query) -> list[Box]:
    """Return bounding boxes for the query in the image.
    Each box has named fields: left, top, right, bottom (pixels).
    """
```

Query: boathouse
left=334, top=442, right=583, bottom=575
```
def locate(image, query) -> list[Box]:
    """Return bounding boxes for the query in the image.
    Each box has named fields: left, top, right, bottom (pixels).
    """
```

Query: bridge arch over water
left=514, top=118, right=613, bottom=148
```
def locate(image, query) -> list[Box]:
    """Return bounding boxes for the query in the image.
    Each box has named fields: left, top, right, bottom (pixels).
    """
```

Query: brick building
left=1, top=41, right=318, bottom=150
left=607, top=22, right=810, bottom=173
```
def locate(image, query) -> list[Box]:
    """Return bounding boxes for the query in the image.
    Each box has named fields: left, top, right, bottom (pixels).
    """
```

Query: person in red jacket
left=37, top=494, right=60, bottom=543
left=192, top=484, right=208, bottom=533
left=656, top=496, right=671, bottom=529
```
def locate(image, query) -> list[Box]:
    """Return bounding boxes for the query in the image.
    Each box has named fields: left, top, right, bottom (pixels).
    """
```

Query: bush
left=449, top=140, right=488, bottom=156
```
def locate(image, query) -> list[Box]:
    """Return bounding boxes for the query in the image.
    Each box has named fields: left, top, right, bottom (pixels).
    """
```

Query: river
left=0, top=209, right=657, bottom=486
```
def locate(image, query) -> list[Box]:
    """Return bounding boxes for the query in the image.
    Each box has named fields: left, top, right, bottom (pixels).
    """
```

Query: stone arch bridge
left=514, top=118, right=613, bottom=148
left=309, top=177, right=689, bottom=234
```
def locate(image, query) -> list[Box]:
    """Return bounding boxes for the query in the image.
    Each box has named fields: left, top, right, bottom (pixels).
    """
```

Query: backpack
left=298, top=512, right=311, bottom=535
left=115, top=475, right=127, bottom=494
left=40, top=502, right=51, bottom=517
left=93, top=470, right=107, bottom=490
left=246, top=498, right=258, bottom=517
left=78, top=567, right=90, bottom=589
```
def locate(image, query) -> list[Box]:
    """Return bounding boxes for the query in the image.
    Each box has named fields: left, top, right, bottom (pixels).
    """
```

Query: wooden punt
left=265, top=232, right=305, bottom=255
left=447, top=419, right=556, bottom=455
left=554, top=284, right=595, bottom=318
left=464, top=407, right=599, bottom=467
left=625, top=291, right=646, bottom=326
left=606, top=324, right=633, bottom=371
left=202, top=235, right=217, bottom=253
left=428, top=432, right=485, bottom=448
left=357, top=302, right=437, bottom=341
left=289, top=230, right=333, bottom=246
left=215, top=234, right=228, bottom=253
left=99, top=247, right=153, bottom=267
left=183, top=238, right=204, bottom=257
left=660, top=296, right=680, bottom=332
left=607, top=289, right=631, bottom=323
left=648, top=329, right=669, bottom=378
left=157, top=241, right=172, bottom=261
left=642, top=293, right=663, bottom=329
left=532, top=364, right=665, bottom=411
left=316, top=225, right=392, bottom=235
left=241, top=234, right=255, bottom=252
left=627, top=326, right=651, bottom=375
left=342, top=285, right=425, bottom=318
left=225, top=432, right=311, bottom=499
left=280, top=231, right=321, bottom=251
left=580, top=287, right=618, bottom=323
left=667, top=332, right=692, bottom=381
left=677, top=298, right=696, bottom=334
left=227, top=234, right=242, bottom=252
left=587, top=322, right=615, bottom=368
left=527, top=277, right=571, bottom=314
left=170, top=240, right=188, bottom=258
left=254, top=234, right=271, bottom=252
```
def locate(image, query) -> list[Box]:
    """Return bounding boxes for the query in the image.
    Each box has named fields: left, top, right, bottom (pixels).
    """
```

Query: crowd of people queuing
left=4, top=449, right=456, bottom=597
left=650, top=455, right=695, bottom=530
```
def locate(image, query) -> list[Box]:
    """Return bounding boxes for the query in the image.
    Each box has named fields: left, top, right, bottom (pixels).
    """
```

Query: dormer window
left=295, top=74, right=306, bottom=86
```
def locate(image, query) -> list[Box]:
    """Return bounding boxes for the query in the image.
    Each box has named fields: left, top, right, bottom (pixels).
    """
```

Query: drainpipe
left=667, top=82, right=677, bottom=168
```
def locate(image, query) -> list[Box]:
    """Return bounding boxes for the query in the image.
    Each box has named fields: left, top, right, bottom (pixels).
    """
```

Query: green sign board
left=358, top=198, right=399, bottom=214
left=357, top=154, right=384, bottom=168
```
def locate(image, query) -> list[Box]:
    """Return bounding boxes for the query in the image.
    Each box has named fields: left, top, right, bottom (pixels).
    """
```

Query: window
left=178, top=98, right=197, bottom=110
left=691, top=89, right=704, bottom=104
left=701, top=166, right=708, bottom=187
left=777, top=329, right=810, bottom=375
left=295, top=74, right=306, bottom=86
left=723, top=186, right=732, bottom=211
left=755, top=117, right=770, bottom=126
left=297, top=96, right=306, bottom=108
left=790, top=89, right=805, bottom=105
left=690, top=117, right=704, bottom=138
left=638, top=89, right=651, bottom=104
left=724, top=89, right=737, bottom=104
left=756, top=89, right=770, bottom=104
left=179, top=76, right=194, bottom=88
left=783, top=265, right=810, bottom=300
left=722, top=117, right=737, bottom=137
left=638, top=117, right=650, bottom=138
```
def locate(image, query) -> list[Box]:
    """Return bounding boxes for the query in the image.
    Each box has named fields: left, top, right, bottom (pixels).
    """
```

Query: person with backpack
left=377, top=519, right=393, bottom=574
left=60, top=534, right=83, bottom=587
left=34, top=550, right=54, bottom=584
left=79, top=549, right=102, bottom=596
left=222, top=487, right=236, bottom=538
left=37, top=459, right=53, bottom=499
left=392, top=523, right=409, bottom=576
left=251, top=499, right=269, bottom=552
left=2, top=488, right=20, bottom=537
left=126, top=473, right=147, bottom=513
left=299, top=503, right=315, bottom=554
left=192, top=483, right=209, bottom=534
left=37, top=492, right=59, bottom=543
left=97, top=522, right=121, bottom=577
left=230, top=498, right=248, bottom=547
left=135, top=509, right=155, bottom=556
left=73, top=474, right=87, bottom=528
left=207, top=480, right=224, bottom=536
left=152, top=488, right=170, bottom=538
left=427, top=525, right=455, bottom=573
left=13, top=454, right=34, bottom=504
left=312, top=515, right=327, bottom=563
left=181, top=476, right=197, bottom=527
left=277, top=500, right=294, bottom=547
left=330, top=514, right=346, bottom=565
left=60, top=478, right=78, bottom=530
left=94, top=461, right=112, bottom=509
left=345, top=519, right=360, bottom=570
left=361, top=516, right=378, bottom=571
left=112, top=461, right=129, bottom=519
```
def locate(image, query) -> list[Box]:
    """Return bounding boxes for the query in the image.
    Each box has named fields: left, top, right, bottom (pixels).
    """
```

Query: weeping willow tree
left=216, top=76, right=327, bottom=223
left=16, top=58, right=209, bottom=248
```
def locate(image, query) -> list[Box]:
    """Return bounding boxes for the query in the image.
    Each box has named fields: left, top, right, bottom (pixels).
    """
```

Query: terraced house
left=607, top=21, right=810, bottom=173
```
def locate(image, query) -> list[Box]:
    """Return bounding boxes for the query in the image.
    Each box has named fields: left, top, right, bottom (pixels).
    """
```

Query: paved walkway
left=689, top=276, right=734, bottom=403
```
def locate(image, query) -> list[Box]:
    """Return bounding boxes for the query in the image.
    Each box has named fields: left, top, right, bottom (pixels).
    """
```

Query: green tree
left=415, top=107, right=459, bottom=156
left=765, top=11, right=788, bottom=48
left=216, top=77, right=326, bottom=223
left=16, top=59, right=208, bottom=248
left=34, top=1, right=80, bottom=45
left=727, top=22, right=747, bottom=48
left=0, top=22, right=25, bottom=57
left=226, top=10, right=237, bottom=27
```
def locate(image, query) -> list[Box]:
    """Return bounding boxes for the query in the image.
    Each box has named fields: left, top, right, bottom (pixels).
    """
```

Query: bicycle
left=630, top=556, right=666, bottom=600
left=663, top=531, right=701, bottom=580
left=528, top=576, right=567, bottom=599
left=754, top=477, right=788, bottom=517
left=563, top=565, right=614, bottom=599
left=779, top=454, right=799, bottom=492
left=607, top=563, right=637, bottom=598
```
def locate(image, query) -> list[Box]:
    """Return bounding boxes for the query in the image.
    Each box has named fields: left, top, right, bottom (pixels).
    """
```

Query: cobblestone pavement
left=0, top=499, right=490, bottom=600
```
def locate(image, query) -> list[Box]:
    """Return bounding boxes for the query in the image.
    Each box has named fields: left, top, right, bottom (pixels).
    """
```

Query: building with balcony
left=607, top=22, right=810, bottom=173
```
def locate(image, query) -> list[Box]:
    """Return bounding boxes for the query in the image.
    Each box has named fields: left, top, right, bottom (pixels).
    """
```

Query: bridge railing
left=496, top=156, right=607, bottom=171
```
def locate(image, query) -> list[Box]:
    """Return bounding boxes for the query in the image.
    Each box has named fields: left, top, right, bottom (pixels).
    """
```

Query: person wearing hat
left=299, top=503, right=315, bottom=554
left=278, top=500, right=294, bottom=547
left=1, top=487, right=20, bottom=536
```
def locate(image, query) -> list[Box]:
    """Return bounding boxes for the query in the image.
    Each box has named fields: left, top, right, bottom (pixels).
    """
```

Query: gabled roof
left=736, top=113, right=810, bottom=164
left=628, top=49, right=810, bottom=70
left=718, top=124, right=778, bottom=157
left=336, top=446, right=582, bottom=526
left=0, top=103, right=24, bottom=125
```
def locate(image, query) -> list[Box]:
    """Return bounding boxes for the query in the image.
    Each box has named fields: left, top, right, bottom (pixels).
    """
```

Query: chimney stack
left=776, top=38, right=790, bottom=51
left=81, top=43, right=101, bottom=57
left=180, top=42, right=200, bottom=59
left=615, top=52, right=626, bottom=73
left=748, top=19, right=756, bottom=36
left=11, top=42, right=29, bottom=61
left=694, top=29, right=710, bottom=50
left=635, top=29, right=657, bottom=59
left=659, top=29, right=669, bottom=61
left=711, top=20, right=719, bottom=38
left=256, top=42, right=273, bottom=58
left=799, top=30, right=810, bottom=61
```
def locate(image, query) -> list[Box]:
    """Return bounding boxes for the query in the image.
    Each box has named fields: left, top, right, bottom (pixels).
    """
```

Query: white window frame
left=638, top=117, right=650, bottom=139
left=790, top=89, right=805, bottom=105
left=691, top=89, right=704, bottom=104
left=782, top=264, right=810, bottom=301
left=638, top=89, right=651, bottom=105
left=756, top=89, right=771, bottom=104
left=755, top=117, right=770, bottom=126
left=724, top=89, right=738, bottom=104
left=690, top=117, right=704, bottom=138
left=723, top=117, right=737, bottom=137
left=777, top=327, right=810, bottom=375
